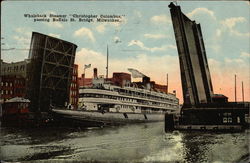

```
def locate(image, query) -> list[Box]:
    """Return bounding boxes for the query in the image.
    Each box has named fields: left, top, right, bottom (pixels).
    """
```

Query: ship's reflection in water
left=0, top=123, right=249, bottom=163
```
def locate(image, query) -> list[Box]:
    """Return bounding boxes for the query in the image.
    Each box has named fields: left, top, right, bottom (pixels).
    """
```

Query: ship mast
left=235, top=74, right=237, bottom=102
left=106, top=45, right=109, bottom=79
left=166, top=73, right=168, bottom=93
left=242, top=81, right=244, bottom=102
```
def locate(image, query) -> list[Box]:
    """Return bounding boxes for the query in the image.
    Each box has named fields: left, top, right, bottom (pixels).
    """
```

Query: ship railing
left=117, top=92, right=177, bottom=105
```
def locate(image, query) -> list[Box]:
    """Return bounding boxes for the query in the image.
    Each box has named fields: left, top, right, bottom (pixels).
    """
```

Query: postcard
left=1, top=1, right=249, bottom=163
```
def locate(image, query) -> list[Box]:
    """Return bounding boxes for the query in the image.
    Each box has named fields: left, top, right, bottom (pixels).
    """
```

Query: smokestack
left=94, top=68, right=98, bottom=79
left=143, top=76, right=151, bottom=90
left=82, top=73, right=85, bottom=86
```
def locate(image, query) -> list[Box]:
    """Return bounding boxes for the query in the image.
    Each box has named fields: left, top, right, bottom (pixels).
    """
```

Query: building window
left=237, top=117, right=240, bottom=123
left=14, top=66, right=18, bottom=71
left=20, top=65, right=25, bottom=71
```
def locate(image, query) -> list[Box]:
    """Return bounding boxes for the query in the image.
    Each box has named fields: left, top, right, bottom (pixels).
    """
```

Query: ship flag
left=84, top=64, right=91, bottom=70
left=128, top=68, right=145, bottom=78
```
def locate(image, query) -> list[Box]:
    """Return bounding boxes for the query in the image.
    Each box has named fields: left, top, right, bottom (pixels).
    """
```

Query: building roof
left=5, top=97, right=30, bottom=103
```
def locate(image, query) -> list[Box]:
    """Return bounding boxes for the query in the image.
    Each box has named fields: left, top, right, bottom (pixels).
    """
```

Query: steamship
left=52, top=70, right=179, bottom=126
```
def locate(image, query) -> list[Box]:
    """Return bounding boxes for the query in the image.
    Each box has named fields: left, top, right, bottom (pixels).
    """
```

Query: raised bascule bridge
left=26, top=32, right=77, bottom=113
left=166, top=2, right=249, bottom=131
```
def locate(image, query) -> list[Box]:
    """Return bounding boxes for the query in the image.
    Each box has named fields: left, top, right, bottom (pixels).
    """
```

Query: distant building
left=212, top=94, right=228, bottom=103
left=112, top=72, right=131, bottom=87
left=1, top=59, right=30, bottom=78
left=78, top=68, right=131, bottom=88
left=78, top=74, right=93, bottom=87
left=0, top=60, right=30, bottom=101
left=154, top=83, right=168, bottom=93
left=69, top=64, right=79, bottom=109
left=0, top=76, right=26, bottom=101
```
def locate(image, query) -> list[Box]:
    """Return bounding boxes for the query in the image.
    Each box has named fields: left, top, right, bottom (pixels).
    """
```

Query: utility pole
left=106, top=45, right=109, bottom=79
left=234, top=74, right=237, bottom=102
left=242, top=81, right=244, bottom=102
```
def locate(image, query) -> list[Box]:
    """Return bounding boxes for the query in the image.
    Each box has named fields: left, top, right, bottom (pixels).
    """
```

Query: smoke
left=128, top=68, right=146, bottom=78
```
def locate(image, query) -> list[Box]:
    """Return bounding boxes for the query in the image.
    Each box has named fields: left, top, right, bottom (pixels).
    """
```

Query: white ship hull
left=52, top=108, right=165, bottom=126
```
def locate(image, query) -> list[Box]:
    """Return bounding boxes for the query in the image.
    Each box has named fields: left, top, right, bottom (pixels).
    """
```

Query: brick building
left=154, top=83, right=168, bottom=93
left=78, top=74, right=93, bottom=87
left=0, top=59, right=80, bottom=109
left=1, top=76, right=26, bottom=101
left=112, top=72, right=131, bottom=87
left=78, top=68, right=132, bottom=88
left=0, top=59, right=29, bottom=101
left=69, top=64, right=79, bottom=109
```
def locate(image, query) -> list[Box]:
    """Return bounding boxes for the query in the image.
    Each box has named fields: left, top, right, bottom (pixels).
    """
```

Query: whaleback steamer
left=52, top=70, right=179, bottom=126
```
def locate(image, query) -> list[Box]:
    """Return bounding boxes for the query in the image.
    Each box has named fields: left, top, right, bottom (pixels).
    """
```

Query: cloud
left=230, top=30, right=250, bottom=37
left=13, top=27, right=32, bottom=46
left=240, top=52, right=250, bottom=58
left=14, top=27, right=31, bottom=37
left=113, top=36, right=121, bottom=43
left=128, top=40, right=144, bottom=48
left=187, top=8, right=216, bottom=20
left=220, top=17, right=250, bottom=37
left=96, top=24, right=106, bottom=33
left=74, top=27, right=95, bottom=42
left=151, top=15, right=171, bottom=24
left=224, top=57, right=244, bottom=64
left=75, top=48, right=180, bottom=78
left=208, top=17, right=249, bottom=54
left=207, top=44, right=221, bottom=53
left=48, top=33, right=61, bottom=38
left=144, top=33, right=168, bottom=39
left=13, top=36, right=30, bottom=44
left=128, top=40, right=176, bottom=52
left=221, top=17, right=246, bottom=28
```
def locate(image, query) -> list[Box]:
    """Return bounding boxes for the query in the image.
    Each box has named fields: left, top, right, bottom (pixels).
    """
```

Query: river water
left=0, top=122, right=249, bottom=163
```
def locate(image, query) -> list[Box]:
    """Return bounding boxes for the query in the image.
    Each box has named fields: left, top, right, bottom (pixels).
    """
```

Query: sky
left=1, top=1, right=249, bottom=104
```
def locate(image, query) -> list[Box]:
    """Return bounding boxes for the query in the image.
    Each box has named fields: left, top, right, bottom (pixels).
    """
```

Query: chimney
left=142, top=76, right=151, bottom=90
left=82, top=73, right=85, bottom=86
left=93, top=68, right=98, bottom=79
